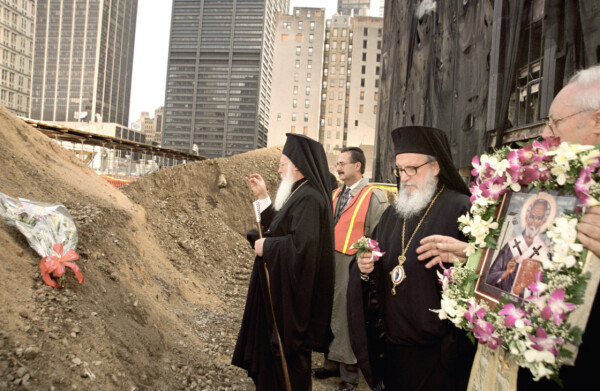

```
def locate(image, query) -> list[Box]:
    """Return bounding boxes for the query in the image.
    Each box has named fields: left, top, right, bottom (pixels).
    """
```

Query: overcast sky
left=128, top=0, right=339, bottom=126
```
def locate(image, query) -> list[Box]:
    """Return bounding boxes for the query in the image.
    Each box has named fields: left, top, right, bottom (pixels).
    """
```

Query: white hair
left=568, top=65, right=600, bottom=111
left=393, top=168, right=438, bottom=218
left=273, top=163, right=295, bottom=211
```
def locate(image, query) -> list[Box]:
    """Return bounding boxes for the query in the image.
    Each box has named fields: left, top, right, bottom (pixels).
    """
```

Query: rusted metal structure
left=375, top=0, right=600, bottom=182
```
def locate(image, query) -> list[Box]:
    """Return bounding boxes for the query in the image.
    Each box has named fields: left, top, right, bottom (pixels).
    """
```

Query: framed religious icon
left=474, top=189, right=578, bottom=307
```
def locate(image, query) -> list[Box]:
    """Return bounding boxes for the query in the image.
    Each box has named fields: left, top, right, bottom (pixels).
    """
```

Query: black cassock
left=348, top=187, right=476, bottom=391
left=232, top=180, right=334, bottom=390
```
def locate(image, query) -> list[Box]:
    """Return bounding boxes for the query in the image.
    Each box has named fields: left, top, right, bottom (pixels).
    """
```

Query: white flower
left=523, top=349, right=555, bottom=365
left=437, top=295, right=459, bottom=320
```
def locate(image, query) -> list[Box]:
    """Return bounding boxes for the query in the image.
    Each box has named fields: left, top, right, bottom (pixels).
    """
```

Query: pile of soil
left=0, top=106, right=366, bottom=390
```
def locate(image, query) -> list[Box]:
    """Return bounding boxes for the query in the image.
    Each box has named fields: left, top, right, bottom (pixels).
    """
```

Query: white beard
left=524, top=224, right=541, bottom=239
left=393, top=169, right=438, bottom=218
left=273, top=164, right=295, bottom=211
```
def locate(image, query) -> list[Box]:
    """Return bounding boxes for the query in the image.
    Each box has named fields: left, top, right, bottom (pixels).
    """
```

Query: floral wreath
left=435, top=137, right=599, bottom=381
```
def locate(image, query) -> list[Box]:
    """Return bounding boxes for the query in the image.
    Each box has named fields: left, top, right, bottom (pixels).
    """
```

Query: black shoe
left=336, top=381, right=356, bottom=391
left=311, top=367, right=340, bottom=379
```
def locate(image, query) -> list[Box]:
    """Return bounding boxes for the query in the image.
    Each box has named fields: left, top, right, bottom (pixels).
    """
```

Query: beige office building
left=133, top=107, right=164, bottom=146
left=268, top=7, right=326, bottom=147
left=321, top=14, right=382, bottom=178
left=0, top=1, right=35, bottom=117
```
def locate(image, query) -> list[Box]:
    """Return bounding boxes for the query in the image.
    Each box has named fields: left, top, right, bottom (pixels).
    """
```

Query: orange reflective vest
left=332, top=185, right=374, bottom=255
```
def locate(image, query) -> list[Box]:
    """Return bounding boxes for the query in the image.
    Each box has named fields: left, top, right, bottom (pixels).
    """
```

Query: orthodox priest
left=347, top=126, right=476, bottom=390
left=232, top=133, right=335, bottom=390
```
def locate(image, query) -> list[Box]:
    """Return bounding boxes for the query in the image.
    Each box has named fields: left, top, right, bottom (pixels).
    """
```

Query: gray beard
left=524, top=224, right=541, bottom=240
left=393, top=171, right=438, bottom=218
left=273, top=165, right=295, bottom=211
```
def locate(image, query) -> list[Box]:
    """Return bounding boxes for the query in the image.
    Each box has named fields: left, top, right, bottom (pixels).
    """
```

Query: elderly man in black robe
left=347, top=126, right=476, bottom=390
left=232, top=133, right=335, bottom=390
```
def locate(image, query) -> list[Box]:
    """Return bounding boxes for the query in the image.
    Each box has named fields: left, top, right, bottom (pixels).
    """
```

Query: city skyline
left=128, top=0, right=341, bottom=127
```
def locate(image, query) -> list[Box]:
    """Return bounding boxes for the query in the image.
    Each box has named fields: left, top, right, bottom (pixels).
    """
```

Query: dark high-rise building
left=337, top=0, right=370, bottom=16
left=162, top=0, right=289, bottom=158
left=30, top=0, right=138, bottom=127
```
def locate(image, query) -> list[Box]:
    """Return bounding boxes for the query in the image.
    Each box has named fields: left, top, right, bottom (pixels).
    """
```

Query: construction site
left=0, top=106, right=370, bottom=390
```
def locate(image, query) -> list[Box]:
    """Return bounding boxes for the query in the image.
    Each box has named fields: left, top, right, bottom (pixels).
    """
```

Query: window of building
left=377, top=41, right=382, bottom=50
left=360, top=91, right=364, bottom=100
left=277, top=112, right=281, bottom=120
left=340, top=66, right=345, bottom=75
left=373, top=105, right=378, bottom=114
left=327, top=130, right=331, bottom=138
left=308, top=60, right=312, bottom=68
left=310, top=21, right=315, bottom=30
left=361, top=78, right=365, bottom=87
left=329, top=104, right=333, bottom=113
left=377, top=53, right=381, bottom=62
left=378, top=28, right=382, bottom=37
left=322, top=93, right=326, bottom=101
left=296, top=46, right=301, bottom=55
left=293, top=86, right=298, bottom=94
left=292, top=113, right=296, bottom=121
left=298, top=21, right=303, bottom=29
left=308, top=47, right=313, bottom=56
left=337, top=119, right=341, bottom=127
left=361, top=65, right=366, bottom=74
left=307, top=10, right=311, bottom=18
left=282, top=33, right=289, bottom=41
left=333, top=28, right=338, bottom=37
left=324, top=68, right=328, bottom=77
left=339, top=79, right=344, bottom=87
left=295, top=9, right=300, bottom=17
left=342, top=29, right=347, bottom=37
left=283, top=22, right=289, bottom=29
left=309, top=34, right=314, bottom=43
left=337, top=105, right=342, bottom=113
left=294, top=72, right=299, bottom=81
left=295, top=59, right=300, bottom=68
left=364, top=27, right=368, bottom=35
left=331, top=67, right=336, bottom=75
left=362, top=52, right=367, bottom=61
left=328, top=117, right=332, bottom=125
left=363, top=40, right=367, bottom=49
left=359, top=105, right=364, bottom=113
left=293, top=99, right=297, bottom=108
left=303, top=126, right=308, bottom=134
left=323, top=80, right=328, bottom=88
left=376, top=66, right=380, bottom=75
left=355, top=120, right=359, bottom=126
left=305, top=99, right=310, bottom=108
left=375, top=79, right=379, bottom=88
left=341, top=41, right=346, bottom=50
left=291, top=125, right=296, bottom=132
left=374, top=91, right=378, bottom=101
left=332, top=41, right=337, bottom=50
left=307, top=73, right=311, bottom=81
left=329, top=91, right=334, bottom=100
left=341, top=54, right=346, bottom=62
left=306, top=86, right=310, bottom=95
left=331, top=54, right=336, bottom=62
left=338, top=91, right=343, bottom=100
left=304, top=113, right=309, bottom=122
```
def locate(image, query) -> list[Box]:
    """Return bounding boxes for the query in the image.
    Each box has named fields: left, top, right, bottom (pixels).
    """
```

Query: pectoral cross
left=512, top=239, right=523, bottom=255
left=531, top=244, right=543, bottom=257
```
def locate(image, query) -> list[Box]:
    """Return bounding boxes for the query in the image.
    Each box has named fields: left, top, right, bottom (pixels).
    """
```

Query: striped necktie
left=334, top=187, right=351, bottom=224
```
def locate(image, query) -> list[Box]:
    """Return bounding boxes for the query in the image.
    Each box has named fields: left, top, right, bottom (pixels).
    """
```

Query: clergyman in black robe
left=347, top=126, right=476, bottom=390
left=232, top=133, right=335, bottom=390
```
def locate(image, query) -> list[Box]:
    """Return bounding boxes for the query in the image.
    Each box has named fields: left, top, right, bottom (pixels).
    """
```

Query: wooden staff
left=253, top=201, right=292, bottom=391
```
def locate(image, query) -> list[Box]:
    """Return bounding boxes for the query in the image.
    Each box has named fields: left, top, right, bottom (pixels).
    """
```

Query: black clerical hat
left=391, top=126, right=469, bottom=195
left=283, top=133, right=333, bottom=208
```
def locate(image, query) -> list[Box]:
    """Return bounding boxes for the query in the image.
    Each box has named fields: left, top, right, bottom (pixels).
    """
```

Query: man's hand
left=357, top=251, right=376, bottom=274
left=245, top=174, right=268, bottom=199
left=254, top=238, right=265, bottom=256
left=417, top=235, right=468, bottom=269
left=578, top=206, right=600, bottom=258
left=500, top=259, right=517, bottom=281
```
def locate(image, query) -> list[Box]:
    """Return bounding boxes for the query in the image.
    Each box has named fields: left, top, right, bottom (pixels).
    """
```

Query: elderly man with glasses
left=416, top=65, right=600, bottom=390
left=346, top=126, right=476, bottom=391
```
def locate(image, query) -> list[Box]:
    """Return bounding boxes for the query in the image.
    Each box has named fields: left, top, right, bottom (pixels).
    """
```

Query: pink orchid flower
left=480, top=177, right=507, bottom=200
left=472, top=321, right=502, bottom=349
left=367, top=238, right=385, bottom=261
left=530, top=327, right=563, bottom=356
left=437, top=262, right=453, bottom=285
left=464, top=301, right=486, bottom=326
left=498, top=303, right=532, bottom=327
left=541, top=289, right=576, bottom=326
left=39, top=243, right=83, bottom=289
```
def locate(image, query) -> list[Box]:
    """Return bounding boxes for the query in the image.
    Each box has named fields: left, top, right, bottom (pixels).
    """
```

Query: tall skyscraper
left=163, top=0, right=289, bottom=158
left=321, top=13, right=382, bottom=177
left=337, top=0, right=370, bottom=16
left=0, top=1, right=35, bottom=117
left=268, top=7, right=326, bottom=147
left=30, top=0, right=138, bottom=127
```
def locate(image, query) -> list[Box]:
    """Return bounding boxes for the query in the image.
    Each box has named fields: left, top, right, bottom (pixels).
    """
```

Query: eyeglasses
left=335, top=161, right=355, bottom=168
left=392, top=161, right=431, bottom=177
left=545, top=109, right=591, bottom=136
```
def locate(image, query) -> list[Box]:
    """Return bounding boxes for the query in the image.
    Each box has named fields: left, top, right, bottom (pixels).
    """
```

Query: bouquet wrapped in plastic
left=0, top=192, right=83, bottom=288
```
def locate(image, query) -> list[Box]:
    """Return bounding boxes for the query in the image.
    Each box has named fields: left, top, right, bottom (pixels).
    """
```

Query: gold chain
left=283, top=179, right=307, bottom=206
left=400, top=184, right=445, bottom=260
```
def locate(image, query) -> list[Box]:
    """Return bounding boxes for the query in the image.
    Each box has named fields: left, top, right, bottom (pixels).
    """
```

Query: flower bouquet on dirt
left=434, top=137, right=599, bottom=381
left=0, top=192, right=83, bottom=288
